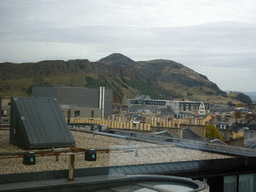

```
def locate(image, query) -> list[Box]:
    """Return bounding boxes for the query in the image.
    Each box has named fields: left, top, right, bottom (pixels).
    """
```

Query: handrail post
left=93, top=132, right=95, bottom=140
left=68, top=154, right=75, bottom=181
left=135, top=147, right=139, bottom=157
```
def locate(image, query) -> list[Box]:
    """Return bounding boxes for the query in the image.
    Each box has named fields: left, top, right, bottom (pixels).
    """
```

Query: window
left=74, top=110, right=80, bottom=117
left=239, top=174, right=254, bottom=192
left=2, top=110, right=7, bottom=117
left=224, top=175, right=237, bottom=192
left=91, top=111, right=94, bottom=117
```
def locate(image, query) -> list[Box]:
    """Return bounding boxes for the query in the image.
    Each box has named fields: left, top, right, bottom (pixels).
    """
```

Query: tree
left=206, top=124, right=223, bottom=141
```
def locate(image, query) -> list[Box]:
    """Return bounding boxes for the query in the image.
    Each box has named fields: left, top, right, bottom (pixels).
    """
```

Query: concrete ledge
left=0, top=174, right=207, bottom=192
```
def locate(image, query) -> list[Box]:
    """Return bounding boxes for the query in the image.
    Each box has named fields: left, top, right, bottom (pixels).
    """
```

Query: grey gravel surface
left=0, top=130, right=232, bottom=175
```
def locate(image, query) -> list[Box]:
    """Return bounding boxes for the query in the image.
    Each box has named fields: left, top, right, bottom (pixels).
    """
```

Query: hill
left=0, top=53, right=250, bottom=104
left=227, top=92, right=252, bottom=104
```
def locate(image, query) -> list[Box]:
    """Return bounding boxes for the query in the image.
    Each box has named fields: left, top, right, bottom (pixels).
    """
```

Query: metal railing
left=109, top=129, right=256, bottom=157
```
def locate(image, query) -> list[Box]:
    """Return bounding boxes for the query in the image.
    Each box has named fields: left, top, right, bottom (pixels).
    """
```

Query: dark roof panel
left=10, top=97, right=75, bottom=149
left=244, top=138, right=256, bottom=149
left=182, top=128, right=208, bottom=142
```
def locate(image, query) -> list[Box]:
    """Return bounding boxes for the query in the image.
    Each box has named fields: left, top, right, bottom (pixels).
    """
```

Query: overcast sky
left=1, top=0, right=256, bottom=92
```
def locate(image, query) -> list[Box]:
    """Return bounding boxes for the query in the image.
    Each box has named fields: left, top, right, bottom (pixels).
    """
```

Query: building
left=128, top=95, right=171, bottom=108
left=209, top=104, right=236, bottom=116
left=62, top=106, right=102, bottom=123
left=125, top=95, right=175, bottom=118
left=170, top=101, right=210, bottom=115
left=235, top=107, right=250, bottom=114
left=198, top=102, right=206, bottom=115
left=0, top=97, right=11, bottom=123
left=32, top=86, right=113, bottom=120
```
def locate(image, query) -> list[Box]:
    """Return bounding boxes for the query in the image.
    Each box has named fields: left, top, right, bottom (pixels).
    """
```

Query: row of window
left=224, top=174, right=255, bottom=192
left=201, top=174, right=256, bottom=192
left=144, top=101, right=165, bottom=105
left=180, top=104, right=210, bottom=109
left=74, top=110, right=94, bottom=118
left=133, top=100, right=166, bottom=105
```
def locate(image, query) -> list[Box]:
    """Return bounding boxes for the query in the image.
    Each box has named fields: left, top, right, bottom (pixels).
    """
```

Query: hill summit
left=98, top=53, right=136, bottom=67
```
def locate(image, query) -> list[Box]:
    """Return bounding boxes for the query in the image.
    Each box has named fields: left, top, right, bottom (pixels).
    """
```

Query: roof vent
left=10, top=97, right=75, bottom=149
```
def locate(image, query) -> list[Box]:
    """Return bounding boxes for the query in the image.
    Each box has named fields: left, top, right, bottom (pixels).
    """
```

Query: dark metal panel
left=158, top=163, right=170, bottom=172
left=136, top=165, right=151, bottom=174
left=20, top=98, right=67, bottom=145
left=75, top=167, right=110, bottom=177
left=165, top=163, right=178, bottom=172
left=0, top=170, right=68, bottom=184
left=10, top=97, right=30, bottom=148
left=10, top=97, right=75, bottom=149
left=110, top=167, right=126, bottom=176
left=185, top=161, right=200, bottom=170
left=151, top=164, right=164, bottom=173
left=177, top=161, right=191, bottom=170
left=108, top=167, right=119, bottom=176
left=104, top=89, right=113, bottom=118
left=143, top=164, right=157, bottom=173
left=172, top=162, right=184, bottom=171
left=129, top=165, right=142, bottom=175
left=121, top=166, right=135, bottom=175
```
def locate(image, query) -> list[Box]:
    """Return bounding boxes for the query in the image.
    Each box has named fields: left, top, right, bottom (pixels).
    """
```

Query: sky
left=1, top=0, right=256, bottom=92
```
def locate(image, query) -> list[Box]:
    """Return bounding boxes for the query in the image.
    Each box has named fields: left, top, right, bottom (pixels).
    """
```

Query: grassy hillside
left=0, top=74, right=174, bottom=99
left=0, top=74, right=242, bottom=104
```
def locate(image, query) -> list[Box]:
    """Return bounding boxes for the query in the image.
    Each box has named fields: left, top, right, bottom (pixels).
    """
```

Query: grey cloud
left=2, top=23, right=256, bottom=66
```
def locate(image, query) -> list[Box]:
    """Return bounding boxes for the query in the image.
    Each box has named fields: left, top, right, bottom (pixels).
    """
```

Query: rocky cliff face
left=228, top=92, right=252, bottom=104
left=0, top=53, right=249, bottom=104
left=99, top=54, right=225, bottom=95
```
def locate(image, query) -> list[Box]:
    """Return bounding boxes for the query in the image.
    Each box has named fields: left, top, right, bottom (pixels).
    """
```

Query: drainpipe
left=0, top=97, right=1, bottom=128
left=102, top=87, right=105, bottom=119
left=99, top=87, right=102, bottom=110
left=99, top=87, right=105, bottom=119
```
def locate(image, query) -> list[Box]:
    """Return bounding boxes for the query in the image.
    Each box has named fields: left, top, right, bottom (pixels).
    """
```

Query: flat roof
left=0, top=130, right=233, bottom=175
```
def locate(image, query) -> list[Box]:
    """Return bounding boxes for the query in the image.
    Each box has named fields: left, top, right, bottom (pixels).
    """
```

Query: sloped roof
left=229, top=123, right=253, bottom=133
left=182, top=128, right=209, bottom=142
left=244, top=138, right=256, bottom=149
left=204, top=116, right=212, bottom=122
left=154, top=130, right=175, bottom=138
left=207, top=137, right=227, bottom=145
left=10, top=97, right=75, bottom=149
left=135, top=95, right=152, bottom=100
